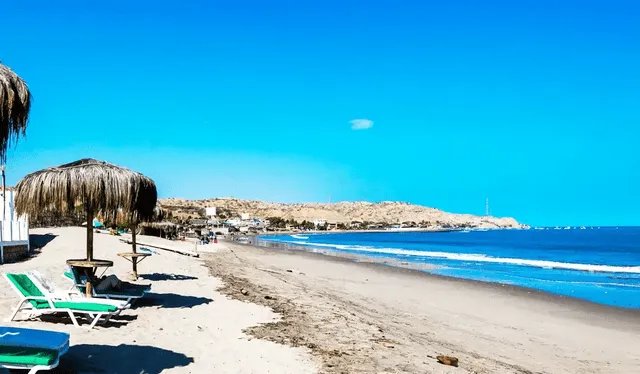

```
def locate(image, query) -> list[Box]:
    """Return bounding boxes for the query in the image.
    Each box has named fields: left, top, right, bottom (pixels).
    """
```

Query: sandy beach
left=208, top=241, right=640, bottom=374
left=0, top=227, right=316, bottom=374
left=1, top=227, right=639, bottom=373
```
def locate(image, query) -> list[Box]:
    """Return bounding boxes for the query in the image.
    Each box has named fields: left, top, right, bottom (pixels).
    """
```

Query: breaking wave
left=290, top=234, right=309, bottom=240
left=282, top=240, right=640, bottom=274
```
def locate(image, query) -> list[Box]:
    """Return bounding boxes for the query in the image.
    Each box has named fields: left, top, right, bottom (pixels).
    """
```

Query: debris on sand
left=437, top=355, right=459, bottom=367
left=207, top=256, right=372, bottom=373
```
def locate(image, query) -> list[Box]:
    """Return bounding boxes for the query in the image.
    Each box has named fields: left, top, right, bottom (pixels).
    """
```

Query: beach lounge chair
left=63, top=267, right=150, bottom=304
left=4, top=273, right=120, bottom=329
left=0, top=326, right=69, bottom=373
left=26, top=271, right=130, bottom=310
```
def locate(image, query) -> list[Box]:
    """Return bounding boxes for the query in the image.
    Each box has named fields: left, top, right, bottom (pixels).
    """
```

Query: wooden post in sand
left=131, top=224, right=138, bottom=279
left=86, top=279, right=93, bottom=298
left=85, top=205, right=94, bottom=297
left=86, top=205, right=94, bottom=261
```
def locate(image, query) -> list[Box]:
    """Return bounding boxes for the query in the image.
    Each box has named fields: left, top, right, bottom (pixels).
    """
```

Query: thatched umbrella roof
left=15, top=158, right=157, bottom=260
left=0, top=62, right=30, bottom=163
left=16, top=158, right=157, bottom=220
left=150, top=203, right=167, bottom=223
left=103, top=202, right=166, bottom=227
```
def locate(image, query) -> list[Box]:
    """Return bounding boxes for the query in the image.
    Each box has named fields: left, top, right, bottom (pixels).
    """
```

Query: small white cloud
left=350, top=119, right=373, bottom=130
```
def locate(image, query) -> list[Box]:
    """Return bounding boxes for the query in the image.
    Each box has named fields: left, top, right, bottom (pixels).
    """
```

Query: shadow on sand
left=37, top=314, right=137, bottom=329
left=136, top=292, right=213, bottom=309
left=140, top=273, right=199, bottom=281
left=57, top=344, right=194, bottom=373
left=6, top=233, right=61, bottom=263
left=29, top=233, right=58, bottom=249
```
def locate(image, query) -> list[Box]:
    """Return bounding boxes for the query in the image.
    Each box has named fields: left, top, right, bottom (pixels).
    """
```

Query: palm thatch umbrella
left=96, top=203, right=164, bottom=278
left=0, top=62, right=31, bottom=219
left=139, top=204, right=176, bottom=238
left=15, top=158, right=157, bottom=266
left=125, top=202, right=167, bottom=277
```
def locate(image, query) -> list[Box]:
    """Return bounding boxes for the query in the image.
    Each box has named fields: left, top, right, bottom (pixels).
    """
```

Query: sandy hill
left=159, top=198, right=525, bottom=229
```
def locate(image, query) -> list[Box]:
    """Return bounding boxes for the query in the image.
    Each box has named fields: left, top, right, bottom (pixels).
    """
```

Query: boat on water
left=580, top=226, right=586, bottom=230
left=564, top=226, right=571, bottom=230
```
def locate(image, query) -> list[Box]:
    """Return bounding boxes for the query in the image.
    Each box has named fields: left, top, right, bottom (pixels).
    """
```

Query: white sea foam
left=290, top=235, right=309, bottom=240
left=282, top=241, right=640, bottom=274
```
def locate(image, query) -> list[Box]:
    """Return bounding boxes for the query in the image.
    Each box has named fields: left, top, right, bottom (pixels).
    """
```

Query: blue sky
left=1, top=1, right=639, bottom=226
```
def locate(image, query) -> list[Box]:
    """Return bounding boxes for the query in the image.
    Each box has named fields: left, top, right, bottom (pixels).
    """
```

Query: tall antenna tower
left=485, top=198, right=489, bottom=216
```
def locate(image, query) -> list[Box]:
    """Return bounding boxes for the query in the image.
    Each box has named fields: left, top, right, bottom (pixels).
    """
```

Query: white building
left=0, top=190, right=30, bottom=264
left=205, top=207, right=217, bottom=217
left=241, top=213, right=250, bottom=220
left=224, top=218, right=242, bottom=227
left=313, top=219, right=327, bottom=228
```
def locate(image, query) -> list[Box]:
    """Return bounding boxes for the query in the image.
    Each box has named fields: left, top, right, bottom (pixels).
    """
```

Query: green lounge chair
left=27, top=271, right=130, bottom=311
left=64, top=267, right=150, bottom=304
left=5, top=273, right=120, bottom=329
left=0, top=326, right=69, bottom=373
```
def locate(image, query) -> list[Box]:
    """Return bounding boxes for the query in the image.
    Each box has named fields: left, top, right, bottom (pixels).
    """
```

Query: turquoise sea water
left=258, top=228, right=640, bottom=308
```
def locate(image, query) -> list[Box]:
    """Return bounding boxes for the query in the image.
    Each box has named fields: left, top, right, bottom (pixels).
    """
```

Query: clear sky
left=2, top=1, right=639, bottom=226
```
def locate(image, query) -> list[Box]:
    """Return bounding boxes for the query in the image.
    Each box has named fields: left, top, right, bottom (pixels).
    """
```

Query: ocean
left=257, top=228, right=640, bottom=309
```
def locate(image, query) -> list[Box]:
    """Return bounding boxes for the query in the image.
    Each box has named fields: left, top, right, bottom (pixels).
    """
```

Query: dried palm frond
left=0, top=62, right=30, bottom=162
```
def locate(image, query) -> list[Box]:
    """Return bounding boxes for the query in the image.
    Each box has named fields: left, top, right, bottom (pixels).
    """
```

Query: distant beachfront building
left=224, top=218, right=242, bottom=227
left=313, top=219, right=327, bottom=228
left=0, top=190, right=30, bottom=264
left=205, top=207, right=217, bottom=217
left=189, top=218, right=208, bottom=227
left=241, top=213, right=250, bottom=220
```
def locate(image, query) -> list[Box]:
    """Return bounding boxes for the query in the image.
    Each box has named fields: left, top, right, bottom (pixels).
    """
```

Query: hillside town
left=19, top=194, right=526, bottom=245
left=147, top=197, right=527, bottom=240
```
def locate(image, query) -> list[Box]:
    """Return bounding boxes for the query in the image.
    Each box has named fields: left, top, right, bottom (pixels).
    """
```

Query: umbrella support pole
left=85, top=206, right=95, bottom=296
left=131, top=225, right=138, bottom=279
left=86, top=281, right=93, bottom=298
left=86, top=206, right=94, bottom=262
